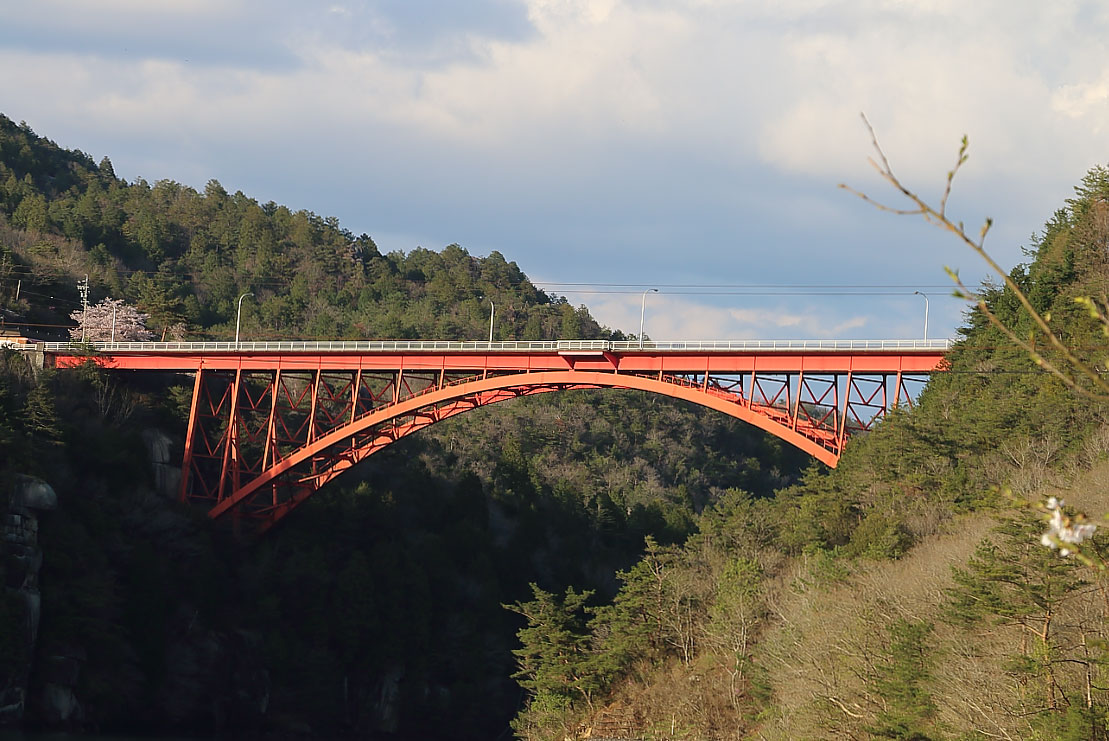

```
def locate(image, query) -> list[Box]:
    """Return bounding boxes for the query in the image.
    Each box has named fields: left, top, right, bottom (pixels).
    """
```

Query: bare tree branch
left=841, top=113, right=1109, bottom=398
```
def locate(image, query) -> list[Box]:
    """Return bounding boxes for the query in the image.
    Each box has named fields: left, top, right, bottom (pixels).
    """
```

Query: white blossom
left=1041, top=497, right=1096, bottom=557
left=70, top=298, right=154, bottom=342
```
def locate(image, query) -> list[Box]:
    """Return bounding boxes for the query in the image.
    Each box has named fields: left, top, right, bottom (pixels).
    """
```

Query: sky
left=1, top=0, right=1108, bottom=340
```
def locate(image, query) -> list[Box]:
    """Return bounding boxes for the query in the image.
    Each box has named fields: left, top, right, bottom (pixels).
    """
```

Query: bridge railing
left=39, top=338, right=954, bottom=354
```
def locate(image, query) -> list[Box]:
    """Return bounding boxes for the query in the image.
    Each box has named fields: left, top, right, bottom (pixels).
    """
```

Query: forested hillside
left=0, top=114, right=808, bottom=738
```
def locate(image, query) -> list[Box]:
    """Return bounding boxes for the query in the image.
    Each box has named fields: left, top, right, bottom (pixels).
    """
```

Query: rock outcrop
left=141, top=428, right=181, bottom=499
left=0, top=475, right=57, bottom=726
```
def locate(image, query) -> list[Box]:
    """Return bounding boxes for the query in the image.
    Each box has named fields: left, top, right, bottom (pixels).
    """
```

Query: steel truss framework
left=48, top=345, right=946, bottom=532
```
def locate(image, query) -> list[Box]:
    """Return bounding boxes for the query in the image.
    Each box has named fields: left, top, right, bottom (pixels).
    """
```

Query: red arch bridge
left=45, top=339, right=949, bottom=532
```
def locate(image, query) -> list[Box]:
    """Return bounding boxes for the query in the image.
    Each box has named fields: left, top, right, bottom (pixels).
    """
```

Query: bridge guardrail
left=39, top=338, right=954, bottom=354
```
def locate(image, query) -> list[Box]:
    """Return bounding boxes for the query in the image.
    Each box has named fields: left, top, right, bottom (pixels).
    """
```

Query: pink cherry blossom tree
left=69, top=298, right=155, bottom=342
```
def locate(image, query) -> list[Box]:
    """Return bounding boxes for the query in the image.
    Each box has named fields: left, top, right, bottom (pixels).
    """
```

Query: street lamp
left=639, top=288, right=658, bottom=349
left=913, top=291, right=930, bottom=341
left=235, top=292, right=253, bottom=347
left=487, top=298, right=495, bottom=343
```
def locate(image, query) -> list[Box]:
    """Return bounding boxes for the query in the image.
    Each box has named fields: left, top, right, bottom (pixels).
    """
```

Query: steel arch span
left=176, top=368, right=934, bottom=532
left=43, top=340, right=948, bottom=533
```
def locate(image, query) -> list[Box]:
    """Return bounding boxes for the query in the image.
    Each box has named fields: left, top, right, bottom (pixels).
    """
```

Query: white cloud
left=756, top=1, right=1109, bottom=185
left=1053, top=73, right=1109, bottom=128
left=6, top=0, right=230, bottom=20
left=0, top=0, right=1103, bottom=340
left=15, top=0, right=1104, bottom=183
left=587, top=293, right=872, bottom=340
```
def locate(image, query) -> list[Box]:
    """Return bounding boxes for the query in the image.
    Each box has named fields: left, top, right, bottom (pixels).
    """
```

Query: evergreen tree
left=947, top=512, right=1090, bottom=717
left=590, top=537, right=673, bottom=671
left=507, top=583, right=603, bottom=708
left=0, top=371, right=19, bottom=457
left=23, top=374, right=61, bottom=459
left=867, top=619, right=937, bottom=740
left=703, top=556, right=765, bottom=709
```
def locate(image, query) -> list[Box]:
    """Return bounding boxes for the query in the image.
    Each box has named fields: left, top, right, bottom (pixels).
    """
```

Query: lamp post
left=235, top=292, right=253, bottom=347
left=913, top=291, right=930, bottom=341
left=487, top=298, right=495, bottom=343
left=639, top=288, right=658, bottom=349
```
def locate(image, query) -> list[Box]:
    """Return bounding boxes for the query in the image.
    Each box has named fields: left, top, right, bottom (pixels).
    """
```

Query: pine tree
left=23, top=375, right=61, bottom=463
left=589, top=537, right=673, bottom=672
left=867, top=619, right=937, bottom=740
left=947, top=512, right=1089, bottom=715
left=0, top=373, right=18, bottom=455
left=506, top=583, right=603, bottom=708
left=702, top=556, right=765, bottom=709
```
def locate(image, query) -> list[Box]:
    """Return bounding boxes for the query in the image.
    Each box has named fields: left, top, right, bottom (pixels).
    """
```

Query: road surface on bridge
left=44, top=338, right=950, bottom=372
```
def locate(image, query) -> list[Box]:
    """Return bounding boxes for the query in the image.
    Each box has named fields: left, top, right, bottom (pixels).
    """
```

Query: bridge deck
left=44, top=339, right=950, bottom=374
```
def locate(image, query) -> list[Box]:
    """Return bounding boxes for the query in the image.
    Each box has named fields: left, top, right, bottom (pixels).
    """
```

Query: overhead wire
left=531, top=282, right=956, bottom=289
left=542, top=292, right=950, bottom=296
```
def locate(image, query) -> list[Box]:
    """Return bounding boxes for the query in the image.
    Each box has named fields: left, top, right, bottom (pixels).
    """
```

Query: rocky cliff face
left=1, top=444, right=271, bottom=735
left=0, top=475, right=57, bottom=725
left=141, top=428, right=180, bottom=500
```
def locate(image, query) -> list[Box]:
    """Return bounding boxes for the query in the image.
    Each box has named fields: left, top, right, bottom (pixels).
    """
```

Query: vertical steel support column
left=784, top=371, right=792, bottom=425
left=262, top=369, right=281, bottom=471
left=307, top=369, right=322, bottom=478
left=178, top=366, right=205, bottom=503
left=351, top=369, right=362, bottom=424
left=893, top=369, right=903, bottom=408
left=791, top=370, right=804, bottom=430
left=349, top=368, right=362, bottom=455
left=217, top=368, right=244, bottom=502
left=837, top=369, right=853, bottom=451
left=307, top=369, right=321, bottom=444
left=262, top=369, right=281, bottom=507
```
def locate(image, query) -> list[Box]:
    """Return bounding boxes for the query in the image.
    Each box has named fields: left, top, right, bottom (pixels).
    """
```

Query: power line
left=532, top=282, right=956, bottom=289
left=14, top=289, right=83, bottom=307
left=540, top=289, right=952, bottom=296
left=2, top=261, right=957, bottom=291
left=2, top=259, right=966, bottom=301
left=0, top=320, right=75, bottom=329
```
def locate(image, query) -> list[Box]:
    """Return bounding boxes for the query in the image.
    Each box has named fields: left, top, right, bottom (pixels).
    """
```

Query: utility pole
left=78, top=274, right=90, bottom=343
left=2, top=247, right=17, bottom=302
